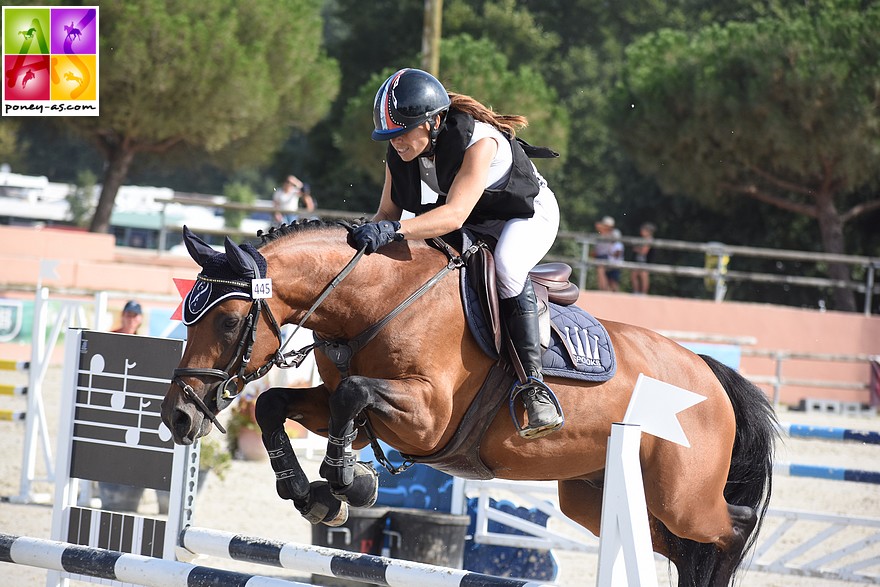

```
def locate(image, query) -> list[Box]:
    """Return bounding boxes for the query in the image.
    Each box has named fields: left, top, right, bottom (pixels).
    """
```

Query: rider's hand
left=349, top=220, right=404, bottom=253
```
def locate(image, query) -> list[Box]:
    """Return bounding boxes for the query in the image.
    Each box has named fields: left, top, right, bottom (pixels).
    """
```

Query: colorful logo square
left=50, top=7, right=97, bottom=55
left=4, top=54, right=49, bottom=100
left=51, top=54, right=96, bottom=101
left=3, top=8, right=50, bottom=55
left=2, top=6, right=98, bottom=116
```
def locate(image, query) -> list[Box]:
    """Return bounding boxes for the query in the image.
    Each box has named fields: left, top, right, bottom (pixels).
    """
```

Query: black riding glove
left=350, top=220, right=403, bottom=253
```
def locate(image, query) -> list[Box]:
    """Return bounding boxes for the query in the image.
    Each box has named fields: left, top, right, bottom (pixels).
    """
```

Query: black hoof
left=297, top=481, right=349, bottom=526
left=331, top=461, right=379, bottom=508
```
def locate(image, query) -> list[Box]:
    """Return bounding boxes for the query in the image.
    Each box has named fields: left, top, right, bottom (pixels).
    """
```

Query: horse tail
left=662, top=354, right=778, bottom=586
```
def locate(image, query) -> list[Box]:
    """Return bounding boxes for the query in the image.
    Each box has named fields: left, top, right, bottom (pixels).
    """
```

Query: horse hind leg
left=657, top=503, right=757, bottom=587
left=709, top=504, right=757, bottom=586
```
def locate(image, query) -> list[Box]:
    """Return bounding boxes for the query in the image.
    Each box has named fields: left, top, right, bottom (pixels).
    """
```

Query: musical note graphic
left=75, top=353, right=174, bottom=454
left=125, top=398, right=151, bottom=446
left=69, top=331, right=184, bottom=489
left=86, top=353, right=106, bottom=405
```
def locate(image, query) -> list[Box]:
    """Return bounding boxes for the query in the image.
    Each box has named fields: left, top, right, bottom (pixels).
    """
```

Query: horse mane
left=255, top=218, right=366, bottom=249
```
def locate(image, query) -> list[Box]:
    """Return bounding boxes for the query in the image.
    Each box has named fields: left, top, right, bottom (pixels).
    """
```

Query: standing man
left=273, top=175, right=316, bottom=224
left=113, top=300, right=143, bottom=334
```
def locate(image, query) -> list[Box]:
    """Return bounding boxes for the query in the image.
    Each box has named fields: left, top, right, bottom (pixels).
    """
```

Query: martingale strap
left=317, top=238, right=479, bottom=377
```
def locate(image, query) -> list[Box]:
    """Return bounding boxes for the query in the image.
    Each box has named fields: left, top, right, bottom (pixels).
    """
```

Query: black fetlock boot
left=264, top=427, right=347, bottom=526
left=500, top=280, right=564, bottom=439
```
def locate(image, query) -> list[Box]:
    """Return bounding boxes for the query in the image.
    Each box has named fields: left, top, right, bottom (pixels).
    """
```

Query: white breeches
left=494, top=186, right=560, bottom=299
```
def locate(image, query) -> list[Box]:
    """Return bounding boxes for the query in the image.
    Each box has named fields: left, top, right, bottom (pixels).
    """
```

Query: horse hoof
left=325, top=500, right=349, bottom=527
left=299, top=481, right=349, bottom=526
left=331, top=461, right=379, bottom=508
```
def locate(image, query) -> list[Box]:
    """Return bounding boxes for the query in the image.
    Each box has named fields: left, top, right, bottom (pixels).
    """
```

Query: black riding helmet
left=372, top=68, right=451, bottom=141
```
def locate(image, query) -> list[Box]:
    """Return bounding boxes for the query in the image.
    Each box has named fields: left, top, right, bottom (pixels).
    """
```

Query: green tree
left=66, top=169, right=97, bottom=228
left=222, top=181, right=257, bottom=230
left=610, top=1, right=880, bottom=311
left=65, top=0, right=338, bottom=233
left=337, top=34, right=569, bottom=191
left=0, top=120, right=23, bottom=167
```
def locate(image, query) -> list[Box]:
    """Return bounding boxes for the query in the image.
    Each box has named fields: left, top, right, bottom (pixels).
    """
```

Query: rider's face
left=389, top=120, right=433, bottom=161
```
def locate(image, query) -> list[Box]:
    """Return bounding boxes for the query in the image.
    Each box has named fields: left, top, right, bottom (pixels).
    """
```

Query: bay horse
left=161, top=221, right=776, bottom=587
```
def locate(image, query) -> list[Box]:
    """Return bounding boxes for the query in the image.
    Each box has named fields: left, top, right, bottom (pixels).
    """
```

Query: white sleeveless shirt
left=418, top=121, right=512, bottom=204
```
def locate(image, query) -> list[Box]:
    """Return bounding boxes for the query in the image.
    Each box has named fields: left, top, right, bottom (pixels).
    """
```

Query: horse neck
left=265, top=237, right=448, bottom=340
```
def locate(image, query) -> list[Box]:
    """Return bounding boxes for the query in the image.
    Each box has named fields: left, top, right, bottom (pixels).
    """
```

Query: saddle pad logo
left=564, top=326, right=602, bottom=367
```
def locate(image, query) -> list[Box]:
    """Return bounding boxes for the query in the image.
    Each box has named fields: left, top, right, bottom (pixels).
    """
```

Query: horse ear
left=224, top=237, right=258, bottom=280
left=182, top=226, right=217, bottom=267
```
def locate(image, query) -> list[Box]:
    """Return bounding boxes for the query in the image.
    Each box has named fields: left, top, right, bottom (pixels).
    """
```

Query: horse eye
left=222, top=317, right=240, bottom=330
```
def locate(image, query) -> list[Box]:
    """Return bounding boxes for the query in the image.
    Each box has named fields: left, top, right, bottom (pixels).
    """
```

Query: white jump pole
left=596, top=423, right=657, bottom=586
left=596, top=373, right=707, bottom=586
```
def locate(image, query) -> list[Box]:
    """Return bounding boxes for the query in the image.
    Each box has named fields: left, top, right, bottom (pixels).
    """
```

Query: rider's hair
left=447, top=93, right=528, bottom=137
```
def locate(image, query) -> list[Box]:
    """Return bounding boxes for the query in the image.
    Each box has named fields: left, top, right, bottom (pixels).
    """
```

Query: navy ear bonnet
left=181, top=226, right=267, bottom=326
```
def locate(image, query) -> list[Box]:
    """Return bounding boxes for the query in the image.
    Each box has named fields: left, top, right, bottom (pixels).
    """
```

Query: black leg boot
left=500, top=280, right=564, bottom=439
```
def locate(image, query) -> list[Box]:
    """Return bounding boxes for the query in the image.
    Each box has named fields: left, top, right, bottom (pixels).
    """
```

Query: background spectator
left=112, top=300, right=142, bottom=334
left=592, top=216, right=616, bottom=291
left=631, top=222, right=656, bottom=294
left=606, top=228, right=624, bottom=292
left=273, top=175, right=315, bottom=224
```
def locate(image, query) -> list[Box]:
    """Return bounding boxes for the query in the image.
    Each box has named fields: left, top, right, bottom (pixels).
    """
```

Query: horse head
left=161, top=226, right=283, bottom=444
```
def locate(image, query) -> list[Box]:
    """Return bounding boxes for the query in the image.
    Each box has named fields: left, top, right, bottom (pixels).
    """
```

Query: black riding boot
left=500, top=280, right=564, bottom=439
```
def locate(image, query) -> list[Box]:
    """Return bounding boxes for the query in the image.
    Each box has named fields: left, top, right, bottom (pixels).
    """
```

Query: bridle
left=171, top=246, right=368, bottom=434
left=171, top=278, right=284, bottom=434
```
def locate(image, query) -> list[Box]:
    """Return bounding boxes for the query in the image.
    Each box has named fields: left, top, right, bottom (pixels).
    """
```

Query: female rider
left=351, top=68, right=563, bottom=439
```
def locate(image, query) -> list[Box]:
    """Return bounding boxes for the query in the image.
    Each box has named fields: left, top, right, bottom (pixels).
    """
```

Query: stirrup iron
left=508, top=376, right=564, bottom=439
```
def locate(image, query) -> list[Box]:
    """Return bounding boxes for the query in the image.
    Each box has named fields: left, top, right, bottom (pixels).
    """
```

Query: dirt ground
left=1, top=364, right=879, bottom=586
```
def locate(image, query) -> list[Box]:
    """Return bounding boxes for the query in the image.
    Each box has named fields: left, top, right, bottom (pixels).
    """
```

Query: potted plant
left=198, top=435, right=232, bottom=482
left=226, top=390, right=266, bottom=461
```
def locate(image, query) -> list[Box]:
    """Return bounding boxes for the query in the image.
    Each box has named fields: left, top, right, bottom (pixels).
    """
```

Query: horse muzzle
left=162, top=379, right=226, bottom=444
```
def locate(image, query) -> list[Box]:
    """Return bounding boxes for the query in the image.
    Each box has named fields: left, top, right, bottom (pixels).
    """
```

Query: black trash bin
left=387, top=508, right=470, bottom=569
left=311, top=506, right=389, bottom=587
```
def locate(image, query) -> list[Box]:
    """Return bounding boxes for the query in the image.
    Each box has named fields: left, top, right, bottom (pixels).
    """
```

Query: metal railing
left=659, top=331, right=879, bottom=408
left=553, top=231, right=880, bottom=316
left=154, top=194, right=359, bottom=251
left=742, top=348, right=878, bottom=407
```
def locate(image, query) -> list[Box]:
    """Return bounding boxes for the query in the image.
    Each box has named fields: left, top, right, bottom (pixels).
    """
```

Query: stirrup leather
left=508, top=376, right=565, bottom=439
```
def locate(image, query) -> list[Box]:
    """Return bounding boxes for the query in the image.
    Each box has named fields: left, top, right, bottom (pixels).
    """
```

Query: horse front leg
left=319, top=375, right=380, bottom=508
left=254, top=386, right=348, bottom=527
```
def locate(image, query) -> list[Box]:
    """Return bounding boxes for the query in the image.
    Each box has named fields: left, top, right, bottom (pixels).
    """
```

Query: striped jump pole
left=0, top=359, right=29, bottom=398
left=777, top=421, right=880, bottom=446
left=181, top=526, right=554, bottom=587
left=774, top=461, right=880, bottom=485
left=0, top=410, right=26, bottom=421
left=0, top=384, right=27, bottom=396
left=0, top=532, right=310, bottom=587
left=0, top=359, right=29, bottom=371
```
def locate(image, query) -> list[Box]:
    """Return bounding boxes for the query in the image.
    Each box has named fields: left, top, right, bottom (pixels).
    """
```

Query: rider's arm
left=394, top=137, right=497, bottom=240
left=372, top=166, right=404, bottom=222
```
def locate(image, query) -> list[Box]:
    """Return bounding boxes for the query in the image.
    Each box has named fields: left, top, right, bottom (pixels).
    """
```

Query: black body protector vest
left=386, top=110, right=558, bottom=224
